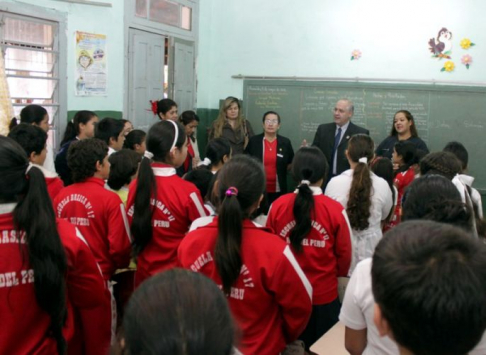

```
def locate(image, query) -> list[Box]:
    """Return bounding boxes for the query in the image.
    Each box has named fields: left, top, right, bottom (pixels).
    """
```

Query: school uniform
left=54, top=177, right=132, bottom=280
left=0, top=203, right=110, bottom=354
left=32, top=163, right=64, bottom=201
left=245, top=133, right=295, bottom=201
left=126, top=163, right=206, bottom=287
left=267, top=186, right=352, bottom=346
left=375, top=136, right=429, bottom=160
left=178, top=219, right=312, bottom=355
left=386, top=166, right=415, bottom=230
left=325, top=170, right=393, bottom=273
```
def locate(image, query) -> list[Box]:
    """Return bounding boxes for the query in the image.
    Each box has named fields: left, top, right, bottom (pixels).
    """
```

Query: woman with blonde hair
left=208, top=96, right=254, bottom=155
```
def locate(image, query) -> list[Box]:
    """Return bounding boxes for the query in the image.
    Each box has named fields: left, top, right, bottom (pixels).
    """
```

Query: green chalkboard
left=243, top=80, right=486, bottom=191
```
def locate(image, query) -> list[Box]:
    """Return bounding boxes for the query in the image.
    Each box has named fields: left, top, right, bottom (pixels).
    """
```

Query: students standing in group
left=0, top=136, right=111, bottom=354
left=127, top=120, right=207, bottom=287
left=325, top=134, right=393, bottom=272
left=55, top=110, right=99, bottom=186
left=178, top=155, right=312, bottom=354
left=267, top=147, right=352, bottom=350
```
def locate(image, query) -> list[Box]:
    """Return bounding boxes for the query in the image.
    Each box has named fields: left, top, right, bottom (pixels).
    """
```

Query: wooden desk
left=310, top=321, right=347, bottom=355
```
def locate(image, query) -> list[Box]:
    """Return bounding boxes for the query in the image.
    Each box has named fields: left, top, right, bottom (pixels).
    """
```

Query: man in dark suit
left=312, top=99, right=369, bottom=178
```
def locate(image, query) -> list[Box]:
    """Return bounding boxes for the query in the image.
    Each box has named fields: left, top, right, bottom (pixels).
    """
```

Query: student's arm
left=380, top=180, right=394, bottom=221
left=334, top=209, right=352, bottom=277
left=186, top=190, right=207, bottom=222
left=345, top=327, right=367, bottom=355
left=107, top=196, right=132, bottom=269
left=267, top=246, right=312, bottom=342
left=65, top=228, right=112, bottom=355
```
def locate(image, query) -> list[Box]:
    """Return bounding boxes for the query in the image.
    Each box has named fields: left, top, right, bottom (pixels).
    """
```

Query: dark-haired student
left=372, top=221, right=486, bottom=355
left=54, top=138, right=132, bottom=339
left=199, top=137, right=232, bottom=173
left=375, top=110, right=429, bottom=160
left=55, top=110, right=99, bottom=185
left=325, top=134, right=393, bottom=273
left=176, top=110, right=201, bottom=177
left=94, top=117, right=126, bottom=156
left=127, top=120, right=206, bottom=288
left=385, top=141, right=418, bottom=230
left=9, top=104, right=56, bottom=172
left=340, top=175, right=482, bottom=355
left=124, top=129, right=148, bottom=157
left=0, top=136, right=111, bottom=354
left=444, top=141, right=483, bottom=219
left=8, top=123, right=64, bottom=201
left=117, top=269, right=235, bottom=355
left=267, top=147, right=351, bottom=350
left=151, top=98, right=178, bottom=121
left=245, top=111, right=294, bottom=206
left=107, top=149, right=142, bottom=205
left=178, top=155, right=312, bottom=355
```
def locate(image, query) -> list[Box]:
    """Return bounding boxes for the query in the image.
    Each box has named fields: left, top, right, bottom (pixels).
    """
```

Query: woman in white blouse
left=325, top=134, right=393, bottom=273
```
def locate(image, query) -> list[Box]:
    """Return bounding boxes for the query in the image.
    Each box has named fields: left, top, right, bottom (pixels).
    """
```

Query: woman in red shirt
left=245, top=111, right=294, bottom=208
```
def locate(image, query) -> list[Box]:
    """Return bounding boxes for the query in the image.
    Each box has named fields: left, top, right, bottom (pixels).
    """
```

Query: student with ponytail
left=325, top=134, right=393, bottom=272
left=127, top=120, right=207, bottom=287
left=0, top=136, right=111, bottom=354
left=199, top=137, right=232, bottom=173
left=55, top=110, right=99, bottom=185
left=266, top=147, right=352, bottom=350
left=178, top=155, right=312, bottom=355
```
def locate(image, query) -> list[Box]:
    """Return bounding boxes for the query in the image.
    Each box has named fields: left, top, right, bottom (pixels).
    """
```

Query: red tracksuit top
left=267, top=189, right=352, bottom=305
left=127, top=164, right=207, bottom=287
left=54, top=177, right=132, bottom=280
left=178, top=219, right=313, bottom=355
left=0, top=205, right=111, bottom=355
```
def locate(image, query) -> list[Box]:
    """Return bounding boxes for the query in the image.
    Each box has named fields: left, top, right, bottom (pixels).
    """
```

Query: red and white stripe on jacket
left=266, top=186, right=352, bottom=304
left=178, top=219, right=312, bottom=355
left=126, top=163, right=206, bottom=287
left=54, top=177, right=132, bottom=280
left=0, top=203, right=111, bottom=354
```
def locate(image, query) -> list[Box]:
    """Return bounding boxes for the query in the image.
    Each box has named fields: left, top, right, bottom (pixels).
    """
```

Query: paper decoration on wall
left=441, top=60, right=455, bottom=72
left=461, top=54, right=472, bottom=69
left=428, top=28, right=453, bottom=59
left=75, top=31, right=107, bottom=96
left=351, top=49, right=361, bottom=60
left=460, top=38, right=475, bottom=49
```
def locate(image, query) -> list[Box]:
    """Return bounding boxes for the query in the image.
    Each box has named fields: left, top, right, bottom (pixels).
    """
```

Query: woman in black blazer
left=245, top=111, right=294, bottom=208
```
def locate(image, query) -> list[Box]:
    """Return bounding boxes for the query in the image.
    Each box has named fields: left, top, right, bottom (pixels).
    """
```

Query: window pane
left=4, top=47, right=56, bottom=73
left=181, top=6, right=191, bottom=30
left=150, top=0, right=180, bottom=27
left=136, top=0, right=147, bottom=18
left=7, top=77, right=57, bottom=99
left=3, top=17, right=55, bottom=48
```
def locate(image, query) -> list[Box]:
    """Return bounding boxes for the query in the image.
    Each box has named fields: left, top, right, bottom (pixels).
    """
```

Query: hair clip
left=226, top=187, right=238, bottom=197
left=358, top=157, right=368, bottom=164
left=149, top=100, right=158, bottom=115
left=300, top=180, right=310, bottom=186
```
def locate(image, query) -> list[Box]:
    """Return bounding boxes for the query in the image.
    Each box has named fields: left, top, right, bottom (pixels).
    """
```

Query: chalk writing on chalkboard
left=243, top=80, right=486, bottom=191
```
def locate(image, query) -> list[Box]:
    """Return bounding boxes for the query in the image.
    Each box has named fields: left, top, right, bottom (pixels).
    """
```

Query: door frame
left=123, top=0, right=199, bottom=118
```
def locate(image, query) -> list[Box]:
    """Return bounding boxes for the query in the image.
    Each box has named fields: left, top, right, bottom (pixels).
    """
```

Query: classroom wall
left=196, top=0, right=486, bottom=111
left=2, top=0, right=124, bottom=117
